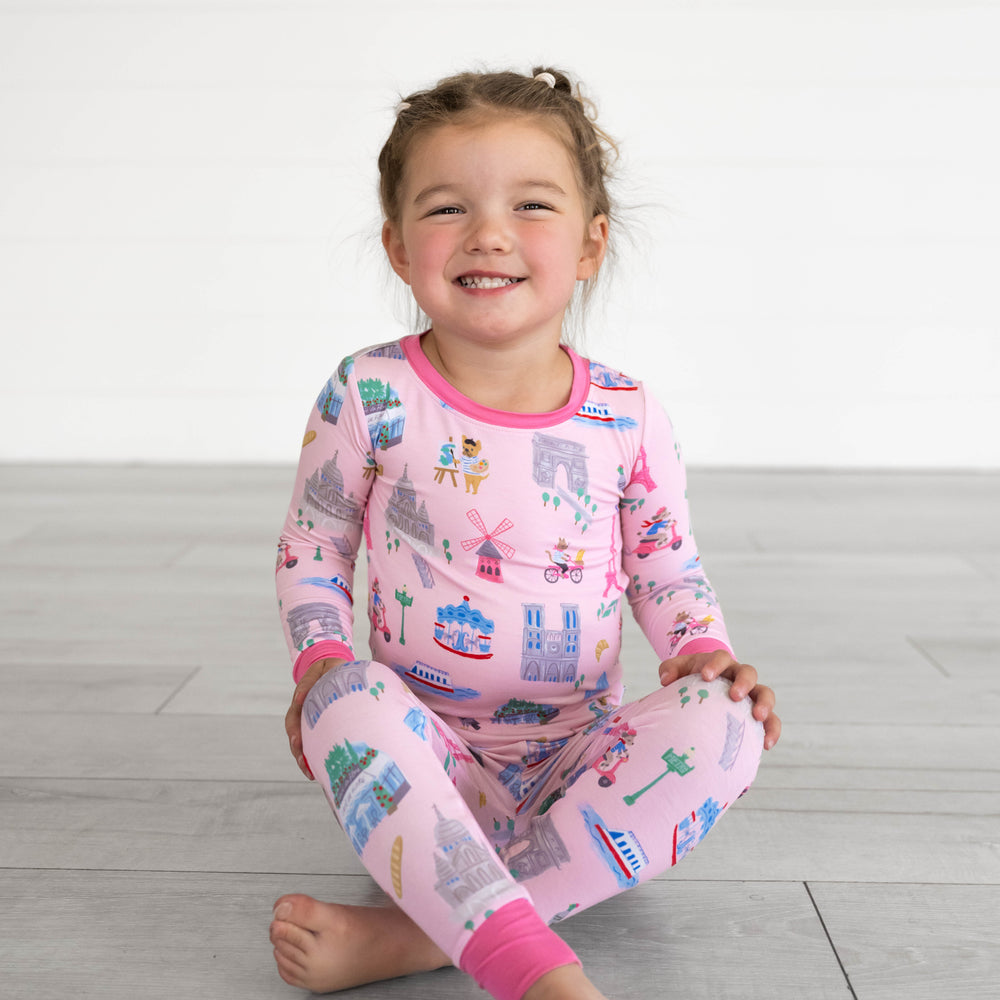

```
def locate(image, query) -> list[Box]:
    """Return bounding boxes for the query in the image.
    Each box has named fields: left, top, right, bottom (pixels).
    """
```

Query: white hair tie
left=534, top=72, right=557, bottom=89
left=395, top=101, right=411, bottom=116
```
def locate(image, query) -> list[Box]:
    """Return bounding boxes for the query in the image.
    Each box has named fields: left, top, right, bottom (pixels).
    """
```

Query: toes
left=272, top=893, right=325, bottom=933
left=270, top=918, right=313, bottom=955
left=273, top=934, right=307, bottom=965
left=274, top=949, right=305, bottom=987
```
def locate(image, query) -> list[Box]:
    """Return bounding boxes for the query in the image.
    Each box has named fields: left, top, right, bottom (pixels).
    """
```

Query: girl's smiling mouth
left=456, top=274, right=526, bottom=290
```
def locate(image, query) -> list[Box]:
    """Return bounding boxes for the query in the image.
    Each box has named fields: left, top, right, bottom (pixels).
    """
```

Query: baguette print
left=390, top=835, right=404, bottom=898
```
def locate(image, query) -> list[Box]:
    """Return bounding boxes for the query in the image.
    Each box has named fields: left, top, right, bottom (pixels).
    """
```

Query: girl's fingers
left=287, top=710, right=312, bottom=779
left=697, top=651, right=731, bottom=681
left=285, top=683, right=310, bottom=763
left=749, top=683, right=776, bottom=714
left=713, top=661, right=758, bottom=700
left=285, top=661, right=342, bottom=780
left=285, top=667, right=322, bottom=747
left=658, top=656, right=689, bottom=685
left=661, top=655, right=706, bottom=686
left=285, top=709, right=301, bottom=754
left=763, top=712, right=782, bottom=750
left=747, top=684, right=781, bottom=748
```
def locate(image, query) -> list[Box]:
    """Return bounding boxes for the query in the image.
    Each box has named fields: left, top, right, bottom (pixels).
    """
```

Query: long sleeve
left=620, top=389, right=733, bottom=662
left=276, top=356, right=375, bottom=682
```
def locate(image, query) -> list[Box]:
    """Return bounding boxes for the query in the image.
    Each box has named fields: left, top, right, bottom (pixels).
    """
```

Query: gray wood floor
left=1, top=465, right=997, bottom=999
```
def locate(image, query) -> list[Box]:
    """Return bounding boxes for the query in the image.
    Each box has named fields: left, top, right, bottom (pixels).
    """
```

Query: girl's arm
left=276, top=357, right=375, bottom=684
left=620, top=388, right=781, bottom=749
left=620, top=387, right=732, bottom=661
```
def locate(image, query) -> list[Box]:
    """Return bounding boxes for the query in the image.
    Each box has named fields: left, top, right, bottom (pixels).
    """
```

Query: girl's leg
left=272, top=660, right=580, bottom=999
left=494, top=674, right=764, bottom=923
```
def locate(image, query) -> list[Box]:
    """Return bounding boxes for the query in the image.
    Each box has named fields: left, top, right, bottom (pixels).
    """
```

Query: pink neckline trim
left=401, top=333, right=590, bottom=429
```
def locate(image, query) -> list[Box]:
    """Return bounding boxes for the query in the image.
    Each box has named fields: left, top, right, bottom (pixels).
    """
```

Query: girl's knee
left=634, top=676, right=764, bottom=771
left=643, top=674, right=746, bottom=717
left=665, top=673, right=761, bottom=722
left=300, top=659, right=407, bottom=730
left=300, top=659, right=416, bottom=776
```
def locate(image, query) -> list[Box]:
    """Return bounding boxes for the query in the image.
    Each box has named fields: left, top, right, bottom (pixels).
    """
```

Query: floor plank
left=906, top=633, right=1000, bottom=680
left=0, top=714, right=293, bottom=781
left=0, top=778, right=366, bottom=876
left=0, top=664, right=196, bottom=714
left=690, top=470, right=1000, bottom=556
left=808, top=882, right=1000, bottom=1000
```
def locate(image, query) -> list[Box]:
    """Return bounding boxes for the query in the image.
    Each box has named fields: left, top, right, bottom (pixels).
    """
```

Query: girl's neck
left=420, top=329, right=575, bottom=414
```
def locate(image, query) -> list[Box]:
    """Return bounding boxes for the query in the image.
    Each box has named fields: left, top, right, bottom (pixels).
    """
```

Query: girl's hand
left=284, top=658, right=346, bottom=779
left=659, top=649, right=781, bottom=750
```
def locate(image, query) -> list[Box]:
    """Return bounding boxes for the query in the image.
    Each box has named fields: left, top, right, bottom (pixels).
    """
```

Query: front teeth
left=459, top=276, right=520, bottom=289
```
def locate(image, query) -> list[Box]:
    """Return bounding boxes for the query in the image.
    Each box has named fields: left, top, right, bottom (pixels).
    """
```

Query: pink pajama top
left=277, top=334, right=732, bottom=752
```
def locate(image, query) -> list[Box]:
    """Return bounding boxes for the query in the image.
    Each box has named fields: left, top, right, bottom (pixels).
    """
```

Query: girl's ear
left=577, top=214, right=609, bottom=281
left=382, top=221, right=411, bottom=285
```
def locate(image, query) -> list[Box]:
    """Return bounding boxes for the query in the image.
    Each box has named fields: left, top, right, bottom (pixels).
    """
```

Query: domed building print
left=385, top=466, right=435, bottom=550
left=302, top=451, right=359, bottom=524
left=432, top=805, right=510, bottom=917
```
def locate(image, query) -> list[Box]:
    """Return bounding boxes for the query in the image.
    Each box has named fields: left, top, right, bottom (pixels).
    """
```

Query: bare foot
left=269, top=893, right=451, bottom=993
left=523, top=963, right=611, bottom=1000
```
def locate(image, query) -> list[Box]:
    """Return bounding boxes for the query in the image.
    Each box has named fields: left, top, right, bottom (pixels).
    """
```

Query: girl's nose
left=464, top=211, right=511, bottom=254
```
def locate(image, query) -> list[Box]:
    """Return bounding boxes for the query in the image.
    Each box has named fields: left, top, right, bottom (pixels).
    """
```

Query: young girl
left=271, top=67, right=780, bottom=1000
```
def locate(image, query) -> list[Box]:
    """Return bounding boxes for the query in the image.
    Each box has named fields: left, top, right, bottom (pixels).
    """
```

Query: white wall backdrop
left=1, top=0, right=998, bottom=468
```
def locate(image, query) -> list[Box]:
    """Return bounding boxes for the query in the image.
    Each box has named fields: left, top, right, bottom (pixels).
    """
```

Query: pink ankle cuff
left=458, top=899, right=580, bottom=1000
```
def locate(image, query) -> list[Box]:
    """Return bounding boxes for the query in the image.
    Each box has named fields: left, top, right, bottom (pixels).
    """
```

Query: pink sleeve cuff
left=674, top=637, right=734, bottom=659
left=459, top=898, right=580, bottom=1000
left=292, top=640, right=356, bottom=684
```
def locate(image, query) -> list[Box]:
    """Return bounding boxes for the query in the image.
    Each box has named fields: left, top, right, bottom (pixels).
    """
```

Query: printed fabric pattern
left=277, top=333, right=732, bottom=748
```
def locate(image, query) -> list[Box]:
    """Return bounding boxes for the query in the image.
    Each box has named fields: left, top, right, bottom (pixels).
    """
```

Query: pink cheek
left=423, top=228, right=459, bottom=254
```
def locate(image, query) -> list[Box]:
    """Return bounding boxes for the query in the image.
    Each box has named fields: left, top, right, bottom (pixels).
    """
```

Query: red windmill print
left=461, top=509, right=515, bottom=584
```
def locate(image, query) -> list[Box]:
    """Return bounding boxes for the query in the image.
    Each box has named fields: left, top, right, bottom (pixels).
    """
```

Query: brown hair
left=378, top=66, right=617, bottom=235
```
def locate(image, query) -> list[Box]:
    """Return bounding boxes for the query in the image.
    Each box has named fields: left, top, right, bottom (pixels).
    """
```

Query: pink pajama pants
left=301, top=660, right=763, bottom=1000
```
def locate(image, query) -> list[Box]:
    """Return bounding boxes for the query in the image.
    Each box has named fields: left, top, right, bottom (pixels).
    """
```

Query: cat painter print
left=433, top=435, right=491, bottom=493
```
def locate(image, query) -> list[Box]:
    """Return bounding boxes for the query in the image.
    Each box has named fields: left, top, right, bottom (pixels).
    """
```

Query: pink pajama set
left=277, top=334, right=763, bottom=999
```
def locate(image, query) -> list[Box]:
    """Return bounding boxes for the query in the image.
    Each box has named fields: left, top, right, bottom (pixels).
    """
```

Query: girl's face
left=382, top=117, right=608, bottom=350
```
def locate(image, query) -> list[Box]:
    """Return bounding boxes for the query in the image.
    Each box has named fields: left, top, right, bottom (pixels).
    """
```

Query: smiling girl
left=271, top=68, right=780, bottom=1000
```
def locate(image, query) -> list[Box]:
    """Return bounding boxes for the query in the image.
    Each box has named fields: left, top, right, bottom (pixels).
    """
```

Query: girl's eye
left=429, top=206, right=462, bottom=216
left=519, top=202, right=550, bottom=212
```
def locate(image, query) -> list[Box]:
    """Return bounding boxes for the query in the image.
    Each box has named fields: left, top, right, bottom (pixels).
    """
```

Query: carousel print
left=433, top=597, right=495, bottom=659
